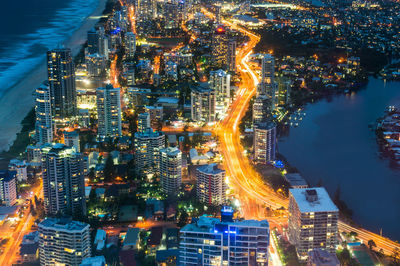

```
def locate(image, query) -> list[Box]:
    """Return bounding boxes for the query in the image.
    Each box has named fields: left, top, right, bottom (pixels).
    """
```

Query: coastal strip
left=0, top=0, right=107, bottom=153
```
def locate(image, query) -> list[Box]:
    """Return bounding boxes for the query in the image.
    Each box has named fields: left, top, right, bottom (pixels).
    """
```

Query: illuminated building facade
left=96, top=84, right=122, bottom=140
left=0, top=170, right=17, bottom=206
left=195, top=164, right=226, bottom=206
left=138, top=112, right=151, bottom=133
left=191, top=85, right=215, bottom=123
left=125, top=32, right=136, bottom=58
left=134, top=129, right=165, bottom=175
left=35, top=83, right=53, bottom=145
left=258, top=54, right=277, bottom=109
left=209, top=69, right=230, bottom=119
left=180, top=207, right=270, bottom=265
left=160, top=147, right=182, bottom=195
left=47, top=48, right=77, bottom=118
left=41, top=144, right=86, bottom=217
left=38, top=218, right=91, bottom=266
left=211, top=26, right=228, bottom=68
left=288, top=188, right=339, bottom=262
left=253, top=95, right=272, bottom=125
left=254, top=122, right=276, bottom=163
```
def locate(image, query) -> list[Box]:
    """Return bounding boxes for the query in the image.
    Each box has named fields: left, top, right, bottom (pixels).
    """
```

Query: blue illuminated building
left=179, top=207, right=270, bottom=265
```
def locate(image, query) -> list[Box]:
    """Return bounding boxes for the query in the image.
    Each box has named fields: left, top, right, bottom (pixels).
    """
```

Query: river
left=279, top=77, right=400, bottom=241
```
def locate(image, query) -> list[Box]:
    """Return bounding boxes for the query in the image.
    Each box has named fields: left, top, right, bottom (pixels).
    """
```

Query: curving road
left=203, top=7, right=400, bottom=257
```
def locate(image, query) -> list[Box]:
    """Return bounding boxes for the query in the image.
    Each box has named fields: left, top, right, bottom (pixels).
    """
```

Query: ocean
left=0, top=0, right=99, bottom=94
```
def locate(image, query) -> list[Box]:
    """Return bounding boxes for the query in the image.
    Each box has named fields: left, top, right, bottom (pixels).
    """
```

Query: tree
left=367, top=239, right=376, bottom=250
left=104, top=155, right=115, bottom=182
left=177, top=209, right=189, bottom=228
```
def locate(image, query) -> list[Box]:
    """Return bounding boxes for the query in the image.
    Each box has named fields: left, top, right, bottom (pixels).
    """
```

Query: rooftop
left=197, top=164, right=225, bottom=175
left=181, top=215, right=269, bottom=233
left=39, top=218, right=89, bottom=232
left=80, top=256, right=106, bottom=266
left=290, top=187, right=338, bottom=213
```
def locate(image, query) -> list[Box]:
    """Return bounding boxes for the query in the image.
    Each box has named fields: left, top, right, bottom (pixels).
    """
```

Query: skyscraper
left=288, top=188, right=339, bottom=262
left=38, top=218, right=91, bottom=266
left=258, top=54, right=277, bottom=109
left=42, top=144, right=86, bottom=217
left=209, top=69, right=230, bottom=119
left=211, top=26, right=228, bottom=68
left=252, top=95, right=272, bottom=125
left=96, top=84, right=122, bottom=140
left=180, top=207, right=270, bottom=265
left=87, top=28, right=99, bottom=55
left=134, top=128, right=165, bottom=175
left=35, top=82, right=53, bottom=145
left=124, top=32, right=136, bottom=58
left=191, top=85, right=216, bottom=123
left=47, top=48, right=76, bottom=118
left=254, top=122, right=277, bottom=163
left=196, top=164, right=227, bottom=206
left=160, top=147, right=182, bottom=195
left=227, top=39, right=237, bottom=73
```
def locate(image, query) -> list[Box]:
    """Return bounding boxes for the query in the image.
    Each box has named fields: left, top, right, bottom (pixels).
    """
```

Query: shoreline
left=0, top=0, right=107, bottom=153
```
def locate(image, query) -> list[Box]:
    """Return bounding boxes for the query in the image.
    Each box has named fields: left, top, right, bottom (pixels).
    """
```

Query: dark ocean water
left=279, top=78, right=400, bottom=241
left=0, top=0, right=98, bottom=93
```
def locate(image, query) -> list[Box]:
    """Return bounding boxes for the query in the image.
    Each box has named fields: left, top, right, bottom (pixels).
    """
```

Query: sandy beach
left=0, top=0, right=107, bottom=152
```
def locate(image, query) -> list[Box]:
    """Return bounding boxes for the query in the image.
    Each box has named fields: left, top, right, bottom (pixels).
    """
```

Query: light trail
left=202, top=6, right=400, bottom=258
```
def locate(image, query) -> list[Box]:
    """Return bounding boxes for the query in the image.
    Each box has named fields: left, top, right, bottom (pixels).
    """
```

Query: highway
left=202, top=7, right=400, bottom=257
left=0, top=181, right=42, bottom=266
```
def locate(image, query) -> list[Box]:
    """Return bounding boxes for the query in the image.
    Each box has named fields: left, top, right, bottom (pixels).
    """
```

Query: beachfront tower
left=96, top=84, right=122, bottom=140
left=35, top=82, right=53, bottom=145
left=41, top=144, right=86, bottom=217
left=47, top=48, right=77, bottom=118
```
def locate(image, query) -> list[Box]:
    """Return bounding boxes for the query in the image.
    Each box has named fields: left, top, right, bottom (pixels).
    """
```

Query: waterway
left=279, top=77, right=400, bottom=241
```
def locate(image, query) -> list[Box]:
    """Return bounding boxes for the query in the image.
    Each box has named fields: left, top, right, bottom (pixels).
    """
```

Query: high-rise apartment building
left=96, top=84, right=122, bottom=140
left=196, top=164, right=227, bottom=206
left=227, top=39, right=236, bottom=73
left=35, top=82, right=53, bottom=145
left=138, top=112, right=151, bottom=133
left=87, top=28, right=99, bottom=55
left=211, top=26, right=228, bottom=68
left=288, top=188, right=339, bottom=262
left=38, top=218, right=91, bottom=266
left=160, top=147, right=182, bottom=195
left=191, top=85, right=216, bottom=123
left=134, top=128, right=165, bottom=175
left=47, top=48, right=76, bottom=118
left=254, top=122, right=276, bottom=163
left=0, top=170, right=17, bottom=206
left=258, top=54, right=277, bottom=109
left=209, top=69, right=230, bottom=119
left=125, top=32, right=136, bottom=58
left=41, top=144, right=86, bottom=217
left=180, top=207, right=270, bottom=265
left=253, top=95, right=272, bottom=125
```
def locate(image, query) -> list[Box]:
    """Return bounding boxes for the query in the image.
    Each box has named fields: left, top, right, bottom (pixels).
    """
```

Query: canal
left=279, top=77, right=400, bottom=241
